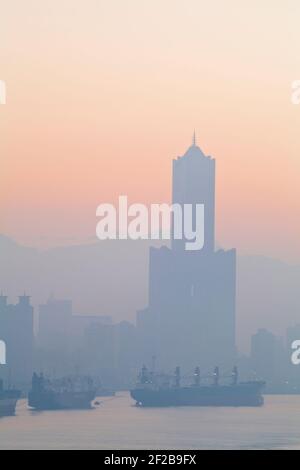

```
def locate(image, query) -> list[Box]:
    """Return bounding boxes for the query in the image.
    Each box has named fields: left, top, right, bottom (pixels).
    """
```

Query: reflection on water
left=1, top=393, right=300, bottom=450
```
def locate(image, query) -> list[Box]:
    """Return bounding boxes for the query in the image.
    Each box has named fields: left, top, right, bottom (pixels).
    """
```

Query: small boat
left=28, top=373, right=96, bottom=411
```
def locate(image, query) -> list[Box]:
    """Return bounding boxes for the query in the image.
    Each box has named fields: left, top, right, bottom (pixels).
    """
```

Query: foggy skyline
left=1, top=0, right=300, bottom=452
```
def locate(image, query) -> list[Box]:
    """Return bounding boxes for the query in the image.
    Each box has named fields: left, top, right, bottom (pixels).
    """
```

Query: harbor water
left=1, top=393, right=300, bottom=450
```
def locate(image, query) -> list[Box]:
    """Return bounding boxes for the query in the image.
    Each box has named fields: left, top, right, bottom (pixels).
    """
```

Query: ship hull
left=28, top=390, right=96, bottom=410
left=131, top=383, right=265, bottom=407
left=0, top=398, right=19, bottom=417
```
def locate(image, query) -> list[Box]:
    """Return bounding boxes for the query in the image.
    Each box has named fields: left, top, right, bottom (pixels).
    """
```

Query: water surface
left=0, top=393, right=300, bottom=450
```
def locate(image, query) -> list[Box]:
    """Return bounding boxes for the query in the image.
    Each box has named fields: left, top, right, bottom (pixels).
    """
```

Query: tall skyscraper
left=172, top=132, right=215, bottom=253
left=137, top=135, right=236, bottom=372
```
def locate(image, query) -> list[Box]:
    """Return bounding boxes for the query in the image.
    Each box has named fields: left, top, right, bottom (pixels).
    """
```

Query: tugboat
left=0, top=379, right=21, bottom=417
left=131, top=366, right=265, bottom=407
left=28, top=373, right=96, bottom=410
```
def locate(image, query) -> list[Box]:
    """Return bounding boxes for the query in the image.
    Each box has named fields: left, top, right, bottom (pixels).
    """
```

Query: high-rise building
left=38, top=296, right=72, bottom=352
left=250, top=328, right=285, bottom=385
left=0, top=293, right=34, bottom=387
left=137, top=135, right=236, bottom=371
left=37, top=296, right=113, bottom=376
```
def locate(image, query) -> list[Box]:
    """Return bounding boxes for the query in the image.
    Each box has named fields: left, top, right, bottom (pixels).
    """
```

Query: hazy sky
left=0, top=0, right=299, bottom=262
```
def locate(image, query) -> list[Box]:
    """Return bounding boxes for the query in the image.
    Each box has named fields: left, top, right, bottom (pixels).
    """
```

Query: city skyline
left=1, top=136, right=299, bottom=360
left=1, top=0, right=300, bottom=452
left=1, top=286, right=300, bottom=391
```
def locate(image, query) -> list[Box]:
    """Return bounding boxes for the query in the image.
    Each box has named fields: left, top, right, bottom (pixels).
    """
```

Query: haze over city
left=1, top=0, right=300, bottom=451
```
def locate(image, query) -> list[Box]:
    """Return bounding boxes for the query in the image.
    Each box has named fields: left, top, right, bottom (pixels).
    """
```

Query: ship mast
left=194, top=367, right=200, bottom=386
left=213, top=366, right=219, bottom=386
left=232, top=366, right=238, bottom=386
left=174, top=366, right=181, bottom=387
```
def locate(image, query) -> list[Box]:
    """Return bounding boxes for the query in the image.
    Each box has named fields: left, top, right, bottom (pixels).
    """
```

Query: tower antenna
left=192, top=130, right=196, bottom=146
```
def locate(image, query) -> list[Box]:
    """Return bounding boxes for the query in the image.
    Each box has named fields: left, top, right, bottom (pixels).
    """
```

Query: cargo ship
left=28, top=373, right=96, bottom=410
left=0, top=379, right=21, bottom=417
left=131, top=366, right=265, bottom=407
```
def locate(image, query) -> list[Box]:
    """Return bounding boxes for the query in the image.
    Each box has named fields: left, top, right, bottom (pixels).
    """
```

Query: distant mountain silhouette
left=0, top=234, right=299, bottom=352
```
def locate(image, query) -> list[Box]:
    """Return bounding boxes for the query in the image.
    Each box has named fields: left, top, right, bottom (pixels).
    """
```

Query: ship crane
left=174, top=366, right=181, bottom=387
left=231, top=366, right=238, bottom=386
left=140, top=365, right=152, bottom=384
left=194, top=367, right=200, bottom=386
left=220, top=367, right=239, bottom=385
left=213, top=366, right=219, bottom=386
left=181, top=366, right=240, bottom=387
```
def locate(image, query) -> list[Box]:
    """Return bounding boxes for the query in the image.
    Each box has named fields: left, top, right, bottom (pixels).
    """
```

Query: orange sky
left=0, top=0, right=299, bottom=262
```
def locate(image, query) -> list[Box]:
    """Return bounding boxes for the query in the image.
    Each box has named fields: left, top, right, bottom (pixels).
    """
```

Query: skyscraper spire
left=192, top=130, right=196, bottom=146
